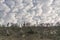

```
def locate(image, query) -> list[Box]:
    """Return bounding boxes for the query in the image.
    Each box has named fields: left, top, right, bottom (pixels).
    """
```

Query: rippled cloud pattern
left=0, top=0, right=60, bottom=25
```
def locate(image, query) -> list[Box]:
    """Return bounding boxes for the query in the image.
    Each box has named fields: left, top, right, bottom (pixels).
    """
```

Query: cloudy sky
left=0, top=0, right=60, bottom=25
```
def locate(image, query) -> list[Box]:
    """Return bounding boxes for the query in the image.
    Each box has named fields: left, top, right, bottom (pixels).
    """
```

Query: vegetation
left=0, top=23, right=60, bottom=40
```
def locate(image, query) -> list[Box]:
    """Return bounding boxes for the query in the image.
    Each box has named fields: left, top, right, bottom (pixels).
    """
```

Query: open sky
left=0, top=0, right=60, bottom=25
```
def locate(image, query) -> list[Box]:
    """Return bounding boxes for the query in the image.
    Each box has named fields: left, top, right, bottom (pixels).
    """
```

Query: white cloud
left=0, top=0, right=60, bottom=26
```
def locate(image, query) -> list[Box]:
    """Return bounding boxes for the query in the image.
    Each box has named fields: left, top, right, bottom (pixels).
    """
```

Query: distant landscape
left=0, top=23, right=60, bottom=40
left=0, top=0, right=60, bottom=40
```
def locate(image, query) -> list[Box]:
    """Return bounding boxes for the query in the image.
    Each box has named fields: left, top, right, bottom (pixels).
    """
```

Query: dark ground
left=0, top=25, right=60, bottom=40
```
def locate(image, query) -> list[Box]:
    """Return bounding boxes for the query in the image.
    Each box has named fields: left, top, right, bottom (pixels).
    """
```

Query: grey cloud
left=0, top=0, right=60, bottom=26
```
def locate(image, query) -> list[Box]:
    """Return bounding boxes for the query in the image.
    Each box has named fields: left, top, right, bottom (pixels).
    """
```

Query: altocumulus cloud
left=0, top=0, right=60, bottom=25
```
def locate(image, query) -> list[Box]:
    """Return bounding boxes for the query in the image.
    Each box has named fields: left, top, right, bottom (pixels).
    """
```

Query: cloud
left=0, top=0, right=60, bottom=26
